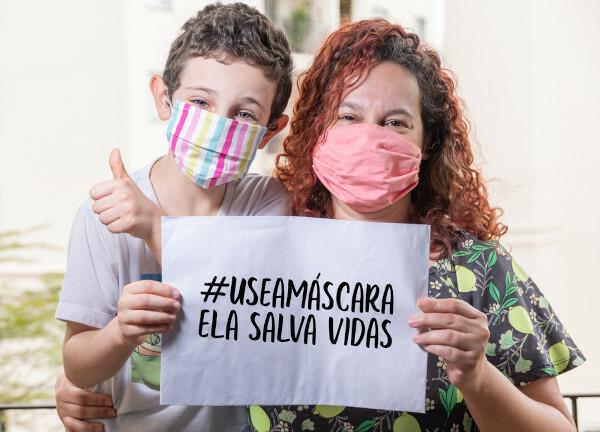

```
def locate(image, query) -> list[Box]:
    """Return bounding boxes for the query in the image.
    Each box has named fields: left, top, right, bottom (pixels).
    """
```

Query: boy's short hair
left=163, top=2, right=293, bottom=123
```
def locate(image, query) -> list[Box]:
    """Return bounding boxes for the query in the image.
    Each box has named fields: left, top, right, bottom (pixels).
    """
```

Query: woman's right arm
left=55, top=372, right=116, bottom=432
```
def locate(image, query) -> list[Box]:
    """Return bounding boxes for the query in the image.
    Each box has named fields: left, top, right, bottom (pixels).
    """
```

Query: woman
left=249, top=19, right=583, bottom=432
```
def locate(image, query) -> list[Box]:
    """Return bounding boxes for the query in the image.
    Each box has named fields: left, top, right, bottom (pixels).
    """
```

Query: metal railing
left=563, top=394, right=600, bottom=431
left=0, top=405, right=56, bottom=432
left=1, top=396, right=600, bottom=431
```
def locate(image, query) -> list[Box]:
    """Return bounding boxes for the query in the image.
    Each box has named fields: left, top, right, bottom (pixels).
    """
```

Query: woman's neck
left=149, top=153, right=227, bottom=216
left=331, top=196, right=413, bottom=224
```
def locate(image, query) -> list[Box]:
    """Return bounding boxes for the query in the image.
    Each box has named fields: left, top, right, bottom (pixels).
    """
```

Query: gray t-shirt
left=56, top=159, right=290, bottom=431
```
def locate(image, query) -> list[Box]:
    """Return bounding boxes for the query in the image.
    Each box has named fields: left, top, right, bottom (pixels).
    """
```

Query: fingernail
left=173, top=301, right=180, bottom=309
left=171, top=289, right=180, bottom=299
left=108, top=408, right=117, bottom=417
left=408, top=314, right=422, bottom=326
left=412, top=334, right=421, bottom=342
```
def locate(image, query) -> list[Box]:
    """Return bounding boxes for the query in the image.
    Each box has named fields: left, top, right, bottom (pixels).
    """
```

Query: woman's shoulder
left=445, top=230, right=585, bottom=384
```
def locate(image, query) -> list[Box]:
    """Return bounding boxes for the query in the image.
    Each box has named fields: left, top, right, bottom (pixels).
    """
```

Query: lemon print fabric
left=548, top=342, right=571, bottom=373
left=249, top=405, right=271, bottom=432
left=508, top=305, right=534, bottom=334
left=456, top=265, right=477, bottom=293
left=313, top=405, right=345, bottom=418
left=250, top=232, right=584, bottom=431
left=393, top=414, right=421, bottom=432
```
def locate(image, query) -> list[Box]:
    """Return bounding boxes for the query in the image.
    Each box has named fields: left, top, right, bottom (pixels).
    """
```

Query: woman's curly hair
left=276, top=19, right=507, bottom=258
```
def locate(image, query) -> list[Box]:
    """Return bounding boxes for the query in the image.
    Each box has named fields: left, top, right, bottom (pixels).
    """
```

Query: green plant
left=0, top=229, right=64, bottom=405
left=284, top=1, right=311, bottom=52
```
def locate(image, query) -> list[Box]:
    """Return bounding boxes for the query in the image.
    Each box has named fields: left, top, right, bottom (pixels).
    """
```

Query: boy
left=55, top=3, right=293, bottom=430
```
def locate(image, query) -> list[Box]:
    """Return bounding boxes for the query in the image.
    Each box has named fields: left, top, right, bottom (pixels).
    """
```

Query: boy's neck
left=149, top=153, right=227, bottom=216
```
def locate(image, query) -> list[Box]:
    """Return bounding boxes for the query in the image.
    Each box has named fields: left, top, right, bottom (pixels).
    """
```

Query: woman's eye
left=338, top=114, right=356, bottom=122
left=190, top=98, right=209, bottom=108
left=385, top=119, right=409, bottom=129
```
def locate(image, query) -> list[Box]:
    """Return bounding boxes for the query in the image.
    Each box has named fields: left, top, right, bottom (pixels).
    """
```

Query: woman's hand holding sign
left=409, top=297, right=490, bottom=394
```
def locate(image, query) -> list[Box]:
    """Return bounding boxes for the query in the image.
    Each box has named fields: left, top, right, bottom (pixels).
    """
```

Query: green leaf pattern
left=251, top=232, right=584, bottom=432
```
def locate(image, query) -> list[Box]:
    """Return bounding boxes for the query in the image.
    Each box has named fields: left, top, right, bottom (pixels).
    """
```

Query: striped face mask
left=166, top=100, right=267, bottom=188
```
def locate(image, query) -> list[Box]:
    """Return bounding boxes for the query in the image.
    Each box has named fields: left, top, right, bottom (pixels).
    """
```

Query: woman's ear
left=149, top=74, right=172, bottom=121
left=258, top=115, right=289, bottom=149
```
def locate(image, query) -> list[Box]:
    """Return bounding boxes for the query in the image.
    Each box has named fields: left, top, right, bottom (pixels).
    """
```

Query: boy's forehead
left=179, top=56, right=276, bottom=100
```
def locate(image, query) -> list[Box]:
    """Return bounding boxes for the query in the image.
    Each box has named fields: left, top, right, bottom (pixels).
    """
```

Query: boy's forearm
left=145, top=213, right=164, bottom=265
left=63, top=318, right=136, bottom=388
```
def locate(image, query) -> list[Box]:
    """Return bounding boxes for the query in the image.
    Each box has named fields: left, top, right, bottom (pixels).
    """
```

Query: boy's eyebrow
left=186, top=86, right=217, bottom=94
left=240, top=96, right=265, bottom=112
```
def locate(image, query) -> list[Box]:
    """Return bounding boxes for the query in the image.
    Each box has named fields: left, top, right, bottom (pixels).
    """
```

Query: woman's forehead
left=340, top=62, right=420, bottom=112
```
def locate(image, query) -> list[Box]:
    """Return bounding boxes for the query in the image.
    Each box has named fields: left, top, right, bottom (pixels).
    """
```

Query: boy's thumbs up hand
left=109, top=148, right=130, bottom=181
left=89, top=148, right=163, bottom=240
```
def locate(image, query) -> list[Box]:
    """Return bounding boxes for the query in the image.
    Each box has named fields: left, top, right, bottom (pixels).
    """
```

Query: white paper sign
left=160, top=216, right=429, bottom=412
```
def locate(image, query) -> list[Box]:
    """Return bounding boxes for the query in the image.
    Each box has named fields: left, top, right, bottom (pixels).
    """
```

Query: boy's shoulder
left=128, top=158, right=159, bottom=204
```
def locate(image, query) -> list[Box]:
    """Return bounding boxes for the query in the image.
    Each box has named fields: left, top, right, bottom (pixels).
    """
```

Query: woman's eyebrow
left=340, top=101, right=366, bottom=111
left=386, top=107, right=412, bottom=117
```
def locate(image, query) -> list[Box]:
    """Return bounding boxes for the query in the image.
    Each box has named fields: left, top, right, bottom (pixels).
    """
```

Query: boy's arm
left=89, top=148, right=164, bottom=263
left=63, top=280, right=180, bottom=388
left=63, top=320, right=133, bottom=390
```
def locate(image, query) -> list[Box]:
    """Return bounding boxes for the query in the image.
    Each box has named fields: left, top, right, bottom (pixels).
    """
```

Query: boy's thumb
left=109, top=148, right=129, bottom=180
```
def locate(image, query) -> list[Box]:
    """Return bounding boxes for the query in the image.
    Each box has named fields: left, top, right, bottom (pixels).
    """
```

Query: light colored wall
left=352, top=0, right=444, bottom=50
left=0, top=0, right=128, bottom=273
left=444, top=0, right=600, bottom=428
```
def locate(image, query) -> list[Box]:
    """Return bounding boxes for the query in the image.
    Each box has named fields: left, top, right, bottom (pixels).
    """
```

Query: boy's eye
left=190, top=98, right=209, bottom=108
left=237, top=111, right=257, bottom=121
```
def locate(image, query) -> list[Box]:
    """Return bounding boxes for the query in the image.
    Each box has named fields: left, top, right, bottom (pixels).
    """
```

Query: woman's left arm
left=411, top=297, right=576, bottom=432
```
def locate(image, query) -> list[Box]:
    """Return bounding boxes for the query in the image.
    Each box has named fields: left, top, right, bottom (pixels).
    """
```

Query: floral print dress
left=248, top=231, right=585, bottom=432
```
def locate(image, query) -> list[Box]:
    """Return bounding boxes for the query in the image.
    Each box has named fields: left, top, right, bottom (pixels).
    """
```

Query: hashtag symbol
left=201, top=276, right=228, bottom=303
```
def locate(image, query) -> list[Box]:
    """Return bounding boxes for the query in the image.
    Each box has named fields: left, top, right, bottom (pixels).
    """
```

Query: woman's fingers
left=61, top=402, right=116, bottom=420
left=409, top=312, right=472, bottom=332
left=412, top=329, right=478, bottom=351
left=417, top=297, right=483, bottom=320
left=63, top=416, right=106, bottom=432
left=422, top=344, right=474, bottom=365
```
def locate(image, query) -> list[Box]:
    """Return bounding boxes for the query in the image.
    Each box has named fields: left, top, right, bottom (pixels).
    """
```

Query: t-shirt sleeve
left=55, top=201, right=120, bottom=328
left=453, top=237, right=585, bottom=386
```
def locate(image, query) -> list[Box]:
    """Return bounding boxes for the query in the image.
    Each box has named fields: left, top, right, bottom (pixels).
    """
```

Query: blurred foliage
left=340, top=0, right=352, bottom=24
left=0, top=228, right=64, bottom=405
left=284, top=1, right=311, bottom=52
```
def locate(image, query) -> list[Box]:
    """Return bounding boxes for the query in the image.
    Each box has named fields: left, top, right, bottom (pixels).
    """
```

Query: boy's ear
left=149, top=74, right=171, bottom=121
left=258, top=115, right=289, bottom=149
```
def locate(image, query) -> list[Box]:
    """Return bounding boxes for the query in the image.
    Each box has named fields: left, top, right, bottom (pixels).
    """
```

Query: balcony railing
left=1, top=396, right=600, bottom=431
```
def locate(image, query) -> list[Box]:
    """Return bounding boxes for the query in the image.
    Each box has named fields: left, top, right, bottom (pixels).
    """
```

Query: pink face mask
left=312, top=123, right=422, bottom=213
